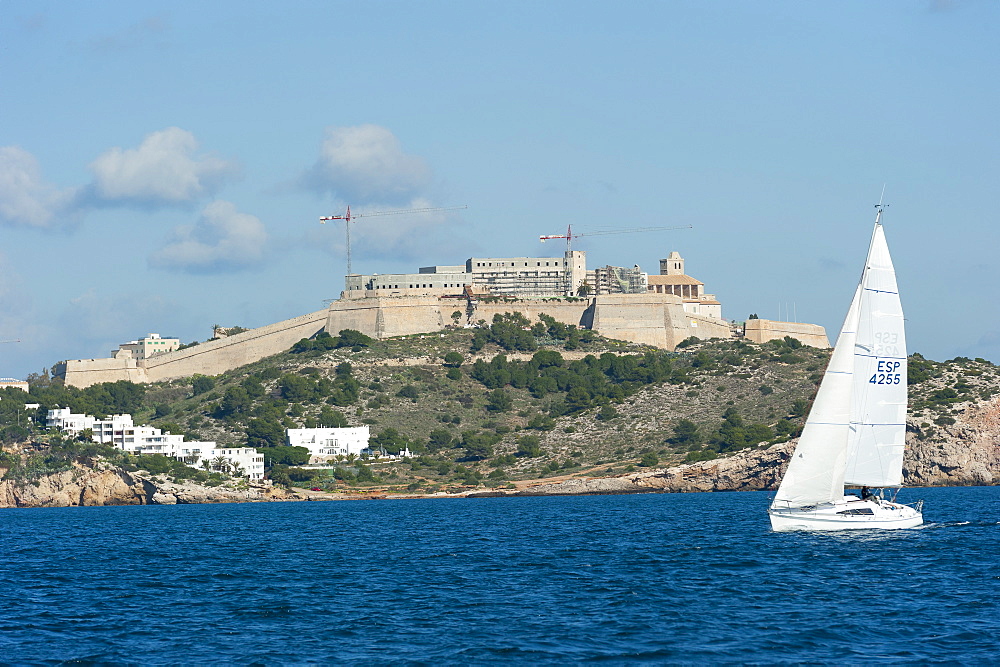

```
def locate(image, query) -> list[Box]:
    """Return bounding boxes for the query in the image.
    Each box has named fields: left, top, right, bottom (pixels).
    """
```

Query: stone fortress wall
left=743, top=319, right=830, bottom=349
left=61, top=309, right=329, bottom=388
left=60, top=295, right=752, bottom=388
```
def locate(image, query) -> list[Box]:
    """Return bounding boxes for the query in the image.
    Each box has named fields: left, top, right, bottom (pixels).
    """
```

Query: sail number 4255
left=870, top=360, right=902, bottom=385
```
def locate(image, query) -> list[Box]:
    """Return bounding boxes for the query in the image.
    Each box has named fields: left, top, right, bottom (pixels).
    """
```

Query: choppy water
left=1, top=487, right=998, bottom=664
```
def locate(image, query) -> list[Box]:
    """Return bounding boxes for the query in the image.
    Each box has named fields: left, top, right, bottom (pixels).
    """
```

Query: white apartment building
left=47, top=408, right=134, bottom=444
left=120, top=426, right=263, bottom=479
left=114, top=333, right=180, bottom=361
left=47, top=409, right=263, bottom=479
left=46, top=408, right=136, bottom=444
left=287, top=426, right=371, bottom=462
left=121, top=425, right=186, bottom=455
left=174, top=443, right=265, bottom=480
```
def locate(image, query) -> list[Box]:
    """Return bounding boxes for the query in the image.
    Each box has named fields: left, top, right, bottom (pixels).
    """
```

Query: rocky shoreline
left=2, top=410, right=997, bottom=508
left=0, top=461, right=295, bottom=508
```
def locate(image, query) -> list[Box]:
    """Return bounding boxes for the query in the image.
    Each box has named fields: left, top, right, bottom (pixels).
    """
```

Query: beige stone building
left=646, top=251, right=723, bottom=319
left=345, top=251, right=588, bottom=299
left=115, top=333, right=180, bottom=361
left=0, top=378, right=29, bottom=392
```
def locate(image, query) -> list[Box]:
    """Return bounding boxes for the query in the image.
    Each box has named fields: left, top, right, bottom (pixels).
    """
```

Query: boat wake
left=920, top=520, right=999, bottom=530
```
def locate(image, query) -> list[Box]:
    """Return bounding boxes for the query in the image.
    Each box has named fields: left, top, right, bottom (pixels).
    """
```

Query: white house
left=287, top=426, right=371, bottom=462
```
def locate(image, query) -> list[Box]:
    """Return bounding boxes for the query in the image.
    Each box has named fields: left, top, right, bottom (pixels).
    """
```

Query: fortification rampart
left=60, top=297, right=824, bottom=388
left=743, top=319, right=830, bottom=348
left=326, top=296, right=447, bottom=339
left=61, top=309, right=328, bottom=388
left=591, top=293, right=733, bottom=349
left=57, top=356, right=150, bottom=388
left=471, top=299, right=592, bottom=329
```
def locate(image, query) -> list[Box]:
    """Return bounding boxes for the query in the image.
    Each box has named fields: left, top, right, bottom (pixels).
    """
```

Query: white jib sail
left=844, top=223, right=907, bottom=487
left=771, top=283, right=862, bottom=509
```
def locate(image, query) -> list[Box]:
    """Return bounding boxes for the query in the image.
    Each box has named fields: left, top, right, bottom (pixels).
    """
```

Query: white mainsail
left=844, top=223, right=907, bottom=487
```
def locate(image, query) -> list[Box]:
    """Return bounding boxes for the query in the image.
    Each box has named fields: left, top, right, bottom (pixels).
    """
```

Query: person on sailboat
left=861, top=486, right=872, bottom=500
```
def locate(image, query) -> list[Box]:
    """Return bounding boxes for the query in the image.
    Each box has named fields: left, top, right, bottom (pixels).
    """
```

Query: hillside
left=3, top=315, right=998, bottom=500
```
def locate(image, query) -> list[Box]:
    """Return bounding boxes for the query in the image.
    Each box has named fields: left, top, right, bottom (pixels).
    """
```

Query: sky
left=2, top=0, right=999, bottom=380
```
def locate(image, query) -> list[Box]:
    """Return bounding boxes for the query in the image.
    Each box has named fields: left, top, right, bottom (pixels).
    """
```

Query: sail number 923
left=869, top=360, right=902, bottom=385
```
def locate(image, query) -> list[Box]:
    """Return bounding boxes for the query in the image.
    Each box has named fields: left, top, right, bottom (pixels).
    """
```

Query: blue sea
left=1, top=487, right=998, bottom=664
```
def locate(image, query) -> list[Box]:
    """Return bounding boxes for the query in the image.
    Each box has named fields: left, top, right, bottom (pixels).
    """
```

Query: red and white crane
left=539, top=224, right=693, bottom=253
left=320, top=205, right=467, bottom=276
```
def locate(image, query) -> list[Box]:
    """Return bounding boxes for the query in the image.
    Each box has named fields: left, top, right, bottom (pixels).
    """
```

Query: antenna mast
left=875, top=184, right=888, bottom=225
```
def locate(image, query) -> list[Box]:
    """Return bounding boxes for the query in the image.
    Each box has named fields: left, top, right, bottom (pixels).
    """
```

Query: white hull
left=769, top=496, right=923, bottom=532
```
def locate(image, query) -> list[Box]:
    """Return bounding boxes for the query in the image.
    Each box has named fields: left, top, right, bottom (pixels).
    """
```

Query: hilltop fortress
left=57, top=251, right=828, bottom=388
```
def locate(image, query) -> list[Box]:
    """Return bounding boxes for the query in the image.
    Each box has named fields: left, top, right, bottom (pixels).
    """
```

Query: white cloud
left=88, top=127, right=236, bottom=205
left=306, top=125, right=431, bottom=203
left=149, top=200, right=268, bottom=272
left=0, top=146, right=79, bottom=228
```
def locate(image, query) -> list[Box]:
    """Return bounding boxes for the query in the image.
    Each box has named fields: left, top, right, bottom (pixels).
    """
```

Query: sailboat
left=768, top=205, right=923, bottom=531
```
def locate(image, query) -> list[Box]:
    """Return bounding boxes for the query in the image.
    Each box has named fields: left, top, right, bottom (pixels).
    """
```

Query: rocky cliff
left=0, top=461, right=291, bottom=508
left=513, top=399, right=1000, bottom=497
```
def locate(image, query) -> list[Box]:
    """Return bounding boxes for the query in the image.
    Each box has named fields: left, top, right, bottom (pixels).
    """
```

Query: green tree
left=280, top=374, right=314, bottom=402
left=246, top=418, right=285, bottom=448
left=427, top=428, right=453, bottom=452
left=443, top=351, right=464, bottom=367
left=460, top=431, right=497, bottom=460
left=397, top=385, right=419, bottom=400
left=671, top=419, right=702, bottom=447
left=318, top=406, right=348, bottom=428
left=372, top=427, right=409, bottom=455
left=258, top=446, right=310, bottom=466
left=217, top=386, right=251, bottom=417
left=516, top=435, right=542, bottom=457
left=337, top=329, right=374, bottom=349
left=191, top=374, right=215, bottom=395
left=485, top=389, right=513, bottom=413
left=596, top=404, right=618, bottom=421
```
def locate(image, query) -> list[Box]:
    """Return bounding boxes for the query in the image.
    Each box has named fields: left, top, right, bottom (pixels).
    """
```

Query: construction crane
left=320, top=205, right=468, bottom=277
left=539, top=224, right=693, bottom=253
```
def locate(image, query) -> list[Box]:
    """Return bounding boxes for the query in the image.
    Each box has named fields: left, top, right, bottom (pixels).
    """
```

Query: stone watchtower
left=659, top=251, right=685, bottom=276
